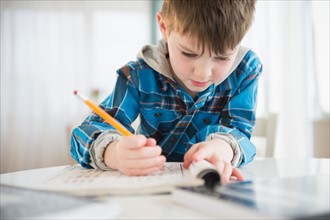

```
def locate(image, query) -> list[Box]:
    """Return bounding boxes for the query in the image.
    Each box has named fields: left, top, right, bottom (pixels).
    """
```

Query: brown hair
left=160, top=0, right=256, bottom=55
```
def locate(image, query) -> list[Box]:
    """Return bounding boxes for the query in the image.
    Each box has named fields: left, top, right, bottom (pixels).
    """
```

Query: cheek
left=213, top=62, right=233, bottom=81
left=170, top=55, right=191, bottom=79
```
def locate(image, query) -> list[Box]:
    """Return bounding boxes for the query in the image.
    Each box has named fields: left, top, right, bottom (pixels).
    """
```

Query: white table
left=1, top=158, right=329, bottom=219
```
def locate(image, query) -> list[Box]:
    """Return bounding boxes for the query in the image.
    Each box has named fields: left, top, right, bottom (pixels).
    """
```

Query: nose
left=193, top=62, right=212, bottom=81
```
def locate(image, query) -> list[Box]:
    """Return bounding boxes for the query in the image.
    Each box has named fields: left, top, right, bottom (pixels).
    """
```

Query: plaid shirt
left=70, top=50, right=262, bottom=168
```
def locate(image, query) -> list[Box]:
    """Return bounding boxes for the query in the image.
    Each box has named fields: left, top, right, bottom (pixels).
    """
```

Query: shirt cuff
left=89, top=130, right=122, bottom=171
left=206, top=132, right=242, bottom=167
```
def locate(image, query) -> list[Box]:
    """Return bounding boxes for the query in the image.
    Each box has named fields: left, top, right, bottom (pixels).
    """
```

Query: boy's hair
left=160, top=0, right=256, bottom=55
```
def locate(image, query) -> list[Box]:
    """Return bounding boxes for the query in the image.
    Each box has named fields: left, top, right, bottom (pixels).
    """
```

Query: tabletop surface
left=1, top=157, right=329, bottom=219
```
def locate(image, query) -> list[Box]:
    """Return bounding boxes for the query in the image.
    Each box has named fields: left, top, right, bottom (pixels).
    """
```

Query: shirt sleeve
left=89, top=130, right=121, bottom=170
left=70, top=63, right=140, bottom=168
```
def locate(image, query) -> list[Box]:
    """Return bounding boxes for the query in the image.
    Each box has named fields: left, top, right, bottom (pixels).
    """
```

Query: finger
left=231, top=167, right=245, bottom=181
left=183, top=144, right=200, bottom=169
left=120, top=135, right=148, bottom=150
left=122, top=164, right=165, bottom=176
left=125, top=155, right=166, bottom=170
left=213, top=159, right=225, bottom=175
left=126, top=145, right=162, bottom=159
left=221, top=162, right=233, bottom=184
left=145, top=138, right=157, bottom=146
left=184, top=143, right=199, bottom=162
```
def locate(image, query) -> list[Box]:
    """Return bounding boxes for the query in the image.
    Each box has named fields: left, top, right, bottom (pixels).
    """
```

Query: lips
left=191, top=80, right=210, bottom=87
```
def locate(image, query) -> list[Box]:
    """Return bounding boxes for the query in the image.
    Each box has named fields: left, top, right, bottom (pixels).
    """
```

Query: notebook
left=172, top=175, right=330, bottom=219
left=30, top=161, right=219, bottom=196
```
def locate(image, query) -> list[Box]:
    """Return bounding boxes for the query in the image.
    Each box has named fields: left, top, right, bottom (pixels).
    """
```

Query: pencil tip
left=73, top=90, right=78, bottom=95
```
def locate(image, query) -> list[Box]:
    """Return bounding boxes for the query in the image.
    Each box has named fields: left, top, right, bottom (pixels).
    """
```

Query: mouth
left=190, top=80, right=210, bottom=87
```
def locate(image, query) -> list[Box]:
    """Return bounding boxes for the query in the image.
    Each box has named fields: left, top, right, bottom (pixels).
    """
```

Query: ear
left=157, top=12, right=168, bottom=40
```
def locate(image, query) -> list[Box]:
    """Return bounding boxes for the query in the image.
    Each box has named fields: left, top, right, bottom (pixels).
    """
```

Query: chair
left=313, top=118, right=330, bottom=158
left=251, top=113, right=278, bottom=157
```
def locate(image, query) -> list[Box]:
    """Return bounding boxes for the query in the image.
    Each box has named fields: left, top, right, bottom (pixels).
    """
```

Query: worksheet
left=35, top=163, right=203, bottom=196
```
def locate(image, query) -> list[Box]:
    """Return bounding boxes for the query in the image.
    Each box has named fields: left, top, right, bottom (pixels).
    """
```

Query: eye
left=181, top=51, right=197, bottom=58
left=214, top=56, right=230, bottom=61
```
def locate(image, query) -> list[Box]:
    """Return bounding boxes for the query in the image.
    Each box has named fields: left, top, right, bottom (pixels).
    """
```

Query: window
left=311, top=1, right=329, bottom=115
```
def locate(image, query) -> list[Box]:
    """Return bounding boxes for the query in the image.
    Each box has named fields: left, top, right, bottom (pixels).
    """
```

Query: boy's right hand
left=104, top=135, right=166, bottom=176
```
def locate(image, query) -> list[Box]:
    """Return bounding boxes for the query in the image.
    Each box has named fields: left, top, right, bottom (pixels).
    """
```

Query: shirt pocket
left=189, top=112, right=221, bottom=142
left=140, top=108, right=179, bottom=134
left=193, top=112, right=221, bottom=131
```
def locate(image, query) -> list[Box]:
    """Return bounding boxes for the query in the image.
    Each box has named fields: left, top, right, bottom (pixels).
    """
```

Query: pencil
left=73, top=90, right=133, bottom=136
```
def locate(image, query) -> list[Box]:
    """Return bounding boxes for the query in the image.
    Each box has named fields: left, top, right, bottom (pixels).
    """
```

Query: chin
left=189, top=87, right=207, bottom=94
left=191, top=84, right=211, bottom=91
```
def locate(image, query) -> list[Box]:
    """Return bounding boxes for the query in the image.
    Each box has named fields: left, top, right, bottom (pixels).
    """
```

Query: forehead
left=170, top=31, right=236, bottom=56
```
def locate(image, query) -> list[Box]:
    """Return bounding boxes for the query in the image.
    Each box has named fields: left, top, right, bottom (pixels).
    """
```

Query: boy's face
left=166, top=31, right=238, bottom=98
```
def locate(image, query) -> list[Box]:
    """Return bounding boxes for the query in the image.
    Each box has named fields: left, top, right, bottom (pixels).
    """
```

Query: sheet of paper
left=34, top=163, right=203, bottom=196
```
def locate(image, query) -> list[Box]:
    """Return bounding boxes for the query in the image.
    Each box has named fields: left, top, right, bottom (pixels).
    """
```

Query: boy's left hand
left=183, top=139, right=244, bottom=184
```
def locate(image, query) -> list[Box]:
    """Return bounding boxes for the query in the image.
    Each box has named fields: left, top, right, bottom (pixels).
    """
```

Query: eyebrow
left=220, top=47, right=239, bottom=56
left=178, top=42, right=235, bottom=57
left=216, top=52, right=233, bottom=57
left=178, top=43, right=198, bottom=54
left=215, top=49, right=236, bottom=57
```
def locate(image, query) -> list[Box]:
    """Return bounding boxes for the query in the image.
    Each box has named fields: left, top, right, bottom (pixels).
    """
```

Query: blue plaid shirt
left=70, top=50, right=262, bottom=169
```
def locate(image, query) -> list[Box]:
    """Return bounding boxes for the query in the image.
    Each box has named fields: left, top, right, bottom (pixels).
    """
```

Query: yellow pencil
left=74, top=90, right=133, bottom=136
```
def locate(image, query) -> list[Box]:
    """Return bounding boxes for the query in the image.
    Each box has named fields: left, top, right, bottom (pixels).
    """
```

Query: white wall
left=242, top=1, right=329, bottom=159
left=1, top=1, right=152, bottom=173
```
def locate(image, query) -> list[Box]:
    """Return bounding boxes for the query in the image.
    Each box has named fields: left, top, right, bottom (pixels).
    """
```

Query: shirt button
left=170, top=137, right=176, bottom=142
left=154, top=112, right=162, bottom=117
left=204, top=118, right=211, bottom=124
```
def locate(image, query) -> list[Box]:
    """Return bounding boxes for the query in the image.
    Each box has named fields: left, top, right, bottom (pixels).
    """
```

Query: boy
left=70, top=0, right=261, bottom=184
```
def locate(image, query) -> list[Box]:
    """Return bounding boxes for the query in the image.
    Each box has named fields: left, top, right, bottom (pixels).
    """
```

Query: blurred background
left=1, top=0, right=329, bottom=173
